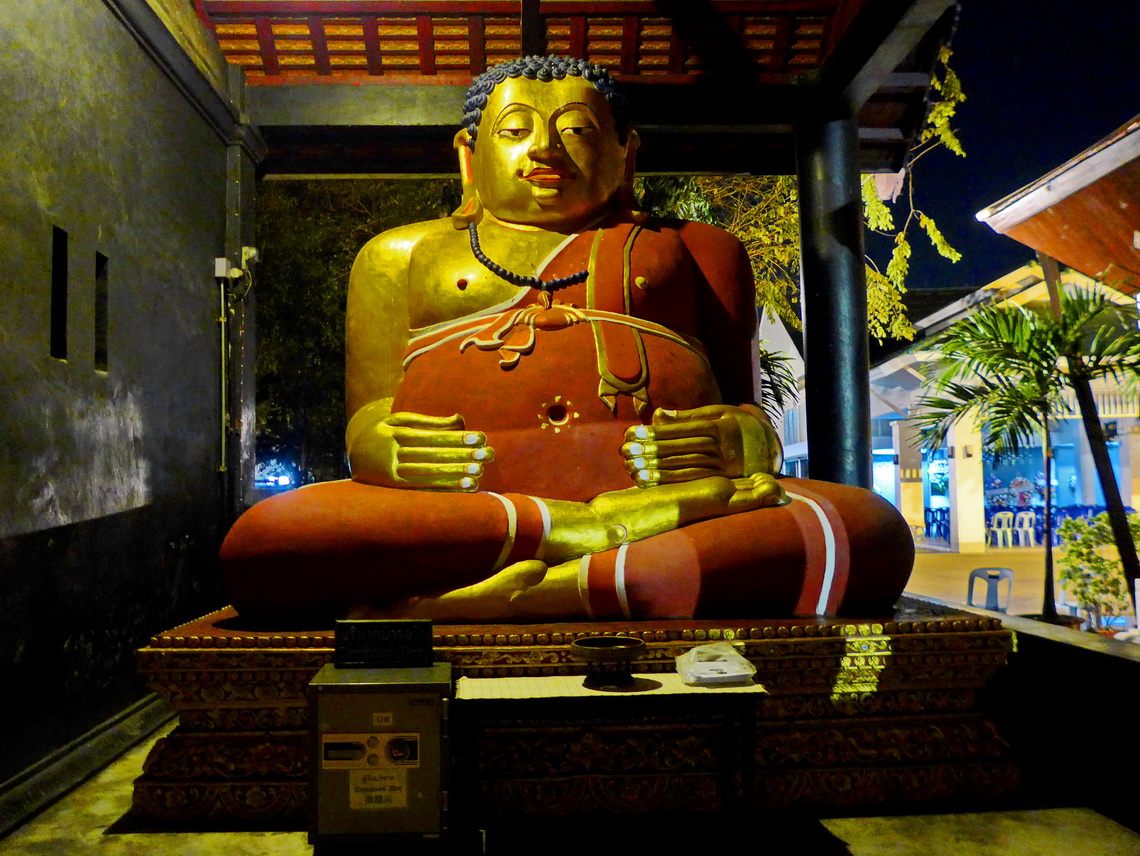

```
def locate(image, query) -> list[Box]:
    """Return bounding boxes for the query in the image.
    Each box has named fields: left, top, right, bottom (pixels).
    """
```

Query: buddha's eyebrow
left=552, top=102, right=599, bottom=121
left=489, top=102, right=538, bottom=129
left=494, top=102, right=536, bottom=117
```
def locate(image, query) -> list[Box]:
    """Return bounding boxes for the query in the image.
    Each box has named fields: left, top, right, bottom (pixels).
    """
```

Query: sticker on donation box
left=321, top=733, right=421, bottom=770
left=349, top=769, right=407, bottom=809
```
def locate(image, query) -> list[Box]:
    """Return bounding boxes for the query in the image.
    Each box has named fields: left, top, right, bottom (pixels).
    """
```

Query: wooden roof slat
left=467, top=14, right=486, bottom=72
left=308, top=16, right=332, bottom=74
left=569, top=15, right=587, bottom=57
left=361, top=16, right=384, bottom=73
left=666, top=23, right=686, bottom=73
left=416, top=14, right=436, bottom=74
left=620, top=15, right=637, bottom=74
left=768, top=13, right=794, bottom=70
left=254, top=16, right=281, bottom=75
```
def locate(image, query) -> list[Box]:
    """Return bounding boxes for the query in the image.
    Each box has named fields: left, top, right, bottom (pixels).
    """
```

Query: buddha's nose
left=528, top=128, right=560, bottom=162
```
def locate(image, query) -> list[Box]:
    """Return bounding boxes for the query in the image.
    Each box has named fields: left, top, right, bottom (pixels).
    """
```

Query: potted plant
left=1057, top=513, right=1136, bottom=633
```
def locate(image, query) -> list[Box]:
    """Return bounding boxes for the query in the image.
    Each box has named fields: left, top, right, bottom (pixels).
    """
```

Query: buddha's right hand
left=348, top=411, right=494, bottom=491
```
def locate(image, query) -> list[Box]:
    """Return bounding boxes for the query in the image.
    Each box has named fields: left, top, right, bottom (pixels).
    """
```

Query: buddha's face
left=469, top=76, right=631, bottom=229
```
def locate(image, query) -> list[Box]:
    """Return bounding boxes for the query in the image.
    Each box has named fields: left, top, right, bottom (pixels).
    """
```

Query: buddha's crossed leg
left=220, top=476, right=910, bottom=625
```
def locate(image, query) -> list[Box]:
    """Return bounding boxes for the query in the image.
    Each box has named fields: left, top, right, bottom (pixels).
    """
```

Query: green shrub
left=1057, top=513, right=1135, bottom=630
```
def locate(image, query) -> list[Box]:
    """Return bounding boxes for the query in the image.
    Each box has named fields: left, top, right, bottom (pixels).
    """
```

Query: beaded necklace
left=467, top=223, right=588, bottom=293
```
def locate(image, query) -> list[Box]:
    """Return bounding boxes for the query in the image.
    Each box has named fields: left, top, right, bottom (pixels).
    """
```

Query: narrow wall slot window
left=95, top=252, right=109, bottom=371
left=50, top=226, right=68, bottom=360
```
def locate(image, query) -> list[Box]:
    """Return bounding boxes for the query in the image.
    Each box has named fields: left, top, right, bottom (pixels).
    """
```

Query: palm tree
left=913, top=286, right=1140, bottom=620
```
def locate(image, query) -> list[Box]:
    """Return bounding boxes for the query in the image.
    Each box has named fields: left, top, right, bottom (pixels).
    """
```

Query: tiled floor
left=1, top=726, right=309, bottom=856
left=909, top=546, right=1076, bottom=617
left=5, top=544, right=1138, bottom=854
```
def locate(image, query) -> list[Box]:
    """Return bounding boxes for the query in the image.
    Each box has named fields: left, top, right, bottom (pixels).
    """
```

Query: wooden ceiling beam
left=198, top=0, right=947, bottom=176
left=814, top=0, right=954, bottom=117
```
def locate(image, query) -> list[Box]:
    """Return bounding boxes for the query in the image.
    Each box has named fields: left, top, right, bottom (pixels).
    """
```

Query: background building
left=776, top=263, right=1140, bottom=553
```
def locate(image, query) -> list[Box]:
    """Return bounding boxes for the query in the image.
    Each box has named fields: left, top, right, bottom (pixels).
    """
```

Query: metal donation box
left=309, top=620, right=451, bottom=850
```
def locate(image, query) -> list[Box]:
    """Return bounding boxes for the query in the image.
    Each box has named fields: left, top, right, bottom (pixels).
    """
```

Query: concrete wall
left=0, top=0, right=236, bottom=782
left=979, top=613, right=1140, bottom=832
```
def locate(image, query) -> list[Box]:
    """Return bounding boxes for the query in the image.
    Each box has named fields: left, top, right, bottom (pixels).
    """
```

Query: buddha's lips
left=522, top=168, right=571, bottom=183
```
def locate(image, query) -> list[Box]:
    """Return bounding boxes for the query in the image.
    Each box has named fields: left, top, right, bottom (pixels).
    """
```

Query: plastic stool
left=966, top=567, right=1014, bottom=613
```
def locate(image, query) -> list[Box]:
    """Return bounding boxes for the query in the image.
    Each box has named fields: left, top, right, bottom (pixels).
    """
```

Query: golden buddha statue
left=221, top=56, right=913, bottom=625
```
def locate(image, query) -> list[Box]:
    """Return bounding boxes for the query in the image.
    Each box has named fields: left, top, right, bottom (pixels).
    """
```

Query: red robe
left=220, top=218, right=913, bottom=623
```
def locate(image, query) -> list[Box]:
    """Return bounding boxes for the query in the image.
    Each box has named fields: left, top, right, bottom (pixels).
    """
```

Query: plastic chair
left=1057, top=585, right=1081, bottom=617
left=967, top=567, right=1014, bottom=613
left=1013, top=511, right=1036, bottom=547
left=922, top=507, right=950, bottom=542
left=988, top=511, right=1014, bottom=547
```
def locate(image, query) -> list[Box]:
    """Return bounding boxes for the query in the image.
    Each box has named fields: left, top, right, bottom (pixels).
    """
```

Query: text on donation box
left=320, top=733, right=420, bottom=810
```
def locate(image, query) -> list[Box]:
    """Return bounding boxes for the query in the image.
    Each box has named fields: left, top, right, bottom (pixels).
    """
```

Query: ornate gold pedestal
left=134, top=599, right=1018, bottom=825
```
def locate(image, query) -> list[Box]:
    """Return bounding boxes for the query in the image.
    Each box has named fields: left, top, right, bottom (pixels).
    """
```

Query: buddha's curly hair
left=462, top=56, right=631, bottom=149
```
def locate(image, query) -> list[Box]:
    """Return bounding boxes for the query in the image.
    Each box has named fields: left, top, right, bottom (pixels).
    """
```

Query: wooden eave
left=977, top=116, right=1140, bottom=295
left=193, top=0, right=956, bottom=175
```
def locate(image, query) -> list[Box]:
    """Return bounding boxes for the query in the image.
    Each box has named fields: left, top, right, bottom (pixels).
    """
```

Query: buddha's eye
left=497, top=126, right=531, bottom=140
left=556, top=111, right=597, bottom=139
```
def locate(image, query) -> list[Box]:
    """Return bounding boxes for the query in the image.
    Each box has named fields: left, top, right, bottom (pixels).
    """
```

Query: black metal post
left=520, top=0, right=545, bottom=56
left=795, top=116, right=871, bottom=488
left=1042, top=421, right=1057, bottom=620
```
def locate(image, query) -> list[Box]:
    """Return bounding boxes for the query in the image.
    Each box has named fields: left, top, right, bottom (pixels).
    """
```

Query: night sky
left=900, top=0, right=1140, bottom=290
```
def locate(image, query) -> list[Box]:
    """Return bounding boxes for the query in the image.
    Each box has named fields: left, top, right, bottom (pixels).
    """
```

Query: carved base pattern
left=753, top=762, right=1022, bottom=808
left=471, top=719, right=728, bottom=776
left=134, top=602, right=1018, bottom=825
left=479, top=774, right=725, bottom=815
left=131, top=778, right=307, bottom=822
left=143, top=731, right=309, bottom=779
left=756, top=715, right=1009, bottom=767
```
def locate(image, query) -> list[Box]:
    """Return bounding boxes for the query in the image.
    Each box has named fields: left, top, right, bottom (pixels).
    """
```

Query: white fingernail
left=627, top=442, right=644, bottom=455
left=473, top=448, right=488, bottom=460
left=459, top=476, right=475, bottom=489
left=637, top=470, right=652, bottom=482
left=662, top=409, right=677, bottom=417
left=463, top=433, right=479, bottom=445
left=634, top=425, right=650, bottom=440
left=632, top=457, right=647, bottom=469
left=466, top=463, right=481, bottom=475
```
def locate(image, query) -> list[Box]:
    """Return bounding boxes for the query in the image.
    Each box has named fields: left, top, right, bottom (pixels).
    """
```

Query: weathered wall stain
left=12, top=391, right=152, bottom=538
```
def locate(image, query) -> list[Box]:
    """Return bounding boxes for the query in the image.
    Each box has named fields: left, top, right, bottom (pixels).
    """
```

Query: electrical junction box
left=308, top=662, right=452, bottom=851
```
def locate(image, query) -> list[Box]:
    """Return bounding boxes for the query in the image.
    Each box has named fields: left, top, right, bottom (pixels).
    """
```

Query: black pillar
left=520, top=0, right=545, bottom=56
left=795, top=116, right=871, bottom=488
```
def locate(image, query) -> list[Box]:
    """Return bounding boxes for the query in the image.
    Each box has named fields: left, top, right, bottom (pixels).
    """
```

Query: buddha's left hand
left=620, top=404, right=783, bottom=486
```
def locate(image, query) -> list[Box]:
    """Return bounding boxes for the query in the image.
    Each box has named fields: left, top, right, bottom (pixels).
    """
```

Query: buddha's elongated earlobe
left=616, top=129, right=644, bottom=217
left=451, top=129, right=483, bottom=228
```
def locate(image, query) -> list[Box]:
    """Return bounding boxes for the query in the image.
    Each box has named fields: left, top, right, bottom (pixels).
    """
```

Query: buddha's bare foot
left=727, top=472, right=788, bottom=514
left=385, top=560, right=582, bottom=622
left=587, top=473, right=787, bottom=545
